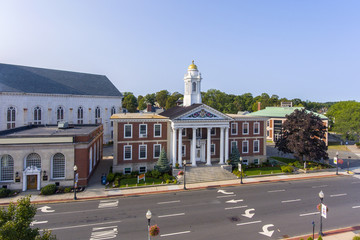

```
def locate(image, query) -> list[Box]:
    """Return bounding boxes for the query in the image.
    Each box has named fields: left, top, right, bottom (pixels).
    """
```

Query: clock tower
left=183, top=60, right=202, bottom=107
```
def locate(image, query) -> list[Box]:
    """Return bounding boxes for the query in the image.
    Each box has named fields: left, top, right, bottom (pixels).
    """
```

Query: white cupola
left=183, top=60, right=202, bottom=106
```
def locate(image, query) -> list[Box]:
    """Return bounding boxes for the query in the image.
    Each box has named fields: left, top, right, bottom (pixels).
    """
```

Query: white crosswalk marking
left=353, top=175, right=360, bottom=179
left=98, top=200, right=118, bottom=209
left=90, top=226, right=118, bottom=240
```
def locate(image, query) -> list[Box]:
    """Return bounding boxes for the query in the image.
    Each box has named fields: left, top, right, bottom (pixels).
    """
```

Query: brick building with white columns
left=112, top=62, right=267, bottom=174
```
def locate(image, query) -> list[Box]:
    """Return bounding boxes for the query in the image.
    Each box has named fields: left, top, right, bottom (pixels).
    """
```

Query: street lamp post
left=183, top=160, right=187, bottom=190
left=336, top=151, right=339, bottom=175
left=146, top=210, right=152, bottom=240
left=312, top=221, right=315, bottom=240
left=348, top=156, right=351, bottom=173
left=73, top=165, right=78, bottom=200
left=319, top=190, right=324, bottom=236
left=239, top=157, right=243, bottom=184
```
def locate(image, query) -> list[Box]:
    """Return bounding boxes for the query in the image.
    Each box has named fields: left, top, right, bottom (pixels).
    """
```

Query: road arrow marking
left=31, top=220, right=48, bottom=226
left=38, top=206, right=55, bottom=213
left=226, top=199, right=243, bottom=203
left=242, top=208, right=255, bottom=218
left=217, top=190, right=234, bottom=195
left=259, top=224, right=275, bottom=237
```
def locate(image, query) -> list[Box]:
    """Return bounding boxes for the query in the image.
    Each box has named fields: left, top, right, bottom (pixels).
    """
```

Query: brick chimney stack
left=147, top=104, right=152, bottom=112
left=258, top=102, right=261, bottom=111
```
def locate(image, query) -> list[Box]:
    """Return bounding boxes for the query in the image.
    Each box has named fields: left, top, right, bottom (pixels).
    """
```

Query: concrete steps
left=179, top=165, right=238, bottom=184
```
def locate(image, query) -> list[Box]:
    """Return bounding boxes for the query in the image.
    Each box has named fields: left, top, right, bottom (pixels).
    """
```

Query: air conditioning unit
left=140, top=134, right=147, bottom=137
left=58, top=121, right=69, bottom=129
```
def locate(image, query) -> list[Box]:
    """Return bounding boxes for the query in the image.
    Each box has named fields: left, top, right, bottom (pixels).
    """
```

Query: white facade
left=0, top=92, right=121, bottom=143
left=183, top=61, right=202, bottom=107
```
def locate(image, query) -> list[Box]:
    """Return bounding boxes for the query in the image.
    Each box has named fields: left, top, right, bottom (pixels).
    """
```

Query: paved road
left=33, top=174, right=360, bottom=240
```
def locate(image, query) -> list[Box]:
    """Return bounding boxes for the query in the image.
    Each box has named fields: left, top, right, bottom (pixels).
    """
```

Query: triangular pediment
left=175, top=104, right=233, bottom=121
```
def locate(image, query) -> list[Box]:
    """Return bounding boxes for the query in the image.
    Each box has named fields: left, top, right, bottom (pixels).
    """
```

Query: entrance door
left=27, top=175, right=37, bottom=189
left=196, top=148, right=201, bottom=161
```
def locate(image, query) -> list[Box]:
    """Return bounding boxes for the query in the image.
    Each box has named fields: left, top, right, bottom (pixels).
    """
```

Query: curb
left=284, top=225, right=360, bottom=240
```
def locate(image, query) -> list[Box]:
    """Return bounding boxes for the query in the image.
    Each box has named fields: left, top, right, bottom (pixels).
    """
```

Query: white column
left=172, top=127, right=177, bottom=167
left=225, top=127, right=229, bottom=162
left=219, top=127, right=224, bottom=164
left=206, top=128, right=212, bottom=166
left=178, top=128, right=183, bottom=167
left=191, top=127, right=197, bottom=167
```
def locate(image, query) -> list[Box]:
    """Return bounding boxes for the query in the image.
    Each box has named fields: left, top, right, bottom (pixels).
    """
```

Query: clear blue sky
left=1, top=0, right=359, bottom=102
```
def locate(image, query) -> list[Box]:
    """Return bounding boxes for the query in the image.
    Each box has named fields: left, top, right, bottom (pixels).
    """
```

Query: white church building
left=0, top=63, right=123, bottom=143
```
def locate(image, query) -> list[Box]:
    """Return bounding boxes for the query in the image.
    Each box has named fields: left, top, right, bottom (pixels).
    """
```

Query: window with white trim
left=267, top=130, right=269, bottom=137
left=139, top=145, right=147, bottom=159
left=57, top=106, right=64, bottom=123
left=111, top=106, right=116, bottom=115
left=26, top=153, right=41, bottom=169
left=124, top=145, right=132, bottom=160
left=254, top=159, right=259, bottom=165
left=139, top=166, right=146, bottom=173
left=77, top=106, right=84, bottom=124
left=95, top=106, right=101, bottom=124
left=254, top=122, right=260, bottom=134
left=124, top=124, right=132, bottom=138
left=196, top=128, right=202, bottom=138
left=153, top=144, right=161, bottom=158
left=154, top=124, right=161, bottom=137
left=52, top=153, right=65, bottom=179
left=231, top=123, right=238, bottom=135
left=124, top=167, right=131, bottom=174
left=267, top=120, right=270, bottom=127
left=242, top=141, right=249, bottom=153
left=253, top=140, right=260, bottom=153
left=242, top=159, right=248, bottom=165
left=7, top=107, right=15, bottom=129
left=0, top=155, right=14, bottom=181
left=182, top=145, right=186, bottom=157
left=211, top=128, right=216, bottom=136
left=182, top=128, right=187, bottom=137
left=231, top=141, right=238, bottom=153
left=34, top=106, right=41, bottom=125
left=139, top=124, right=147, bottom=137
left=243, top=122, right=249, bottom=135
left=211, top=144, right=215, bottom=155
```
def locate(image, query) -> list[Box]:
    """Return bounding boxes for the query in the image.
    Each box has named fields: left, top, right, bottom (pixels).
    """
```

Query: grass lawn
left=118, top=177, right=165, bottom=188
left=245, top=167, right=282, bottom=176
left=327, top=144, right=349, bottom=151
left=270, top=156, right=298, bottom=164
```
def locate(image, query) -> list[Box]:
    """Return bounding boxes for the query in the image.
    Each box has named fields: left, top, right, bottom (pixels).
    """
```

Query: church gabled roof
left=0, top=63, right=122, bottom=97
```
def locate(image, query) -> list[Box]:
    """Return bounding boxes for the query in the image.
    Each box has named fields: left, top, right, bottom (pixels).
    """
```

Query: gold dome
left=188, top=60, right=198, bottom=70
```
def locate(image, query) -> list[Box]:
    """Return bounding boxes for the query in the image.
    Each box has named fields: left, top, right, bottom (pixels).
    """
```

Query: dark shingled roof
left=0, top=63, right=122, bottom=97
left=159, top=104, right=202, bottom=119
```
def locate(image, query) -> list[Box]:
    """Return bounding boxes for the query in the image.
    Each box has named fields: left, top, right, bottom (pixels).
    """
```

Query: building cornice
left=0, top=91, right=122, bottom=99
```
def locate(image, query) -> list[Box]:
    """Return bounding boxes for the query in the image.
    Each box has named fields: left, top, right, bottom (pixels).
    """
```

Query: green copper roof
left=247, top=107, right=328, bottom=119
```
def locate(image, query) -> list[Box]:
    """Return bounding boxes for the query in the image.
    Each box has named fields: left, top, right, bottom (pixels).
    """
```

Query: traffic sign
left=333, top=157, right=337, bottom=164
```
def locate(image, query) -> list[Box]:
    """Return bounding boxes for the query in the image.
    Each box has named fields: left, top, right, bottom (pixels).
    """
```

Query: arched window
left=1, top=155, right=14, bottom=181
left=52, top=153, right=65, bottom=179
left=77, top=107, right=84, bottom=124
left=95, top=106, right=101, bottom=124
left=192, top=82, right=196, bottom=92
left=26, top=153, right=41, bottom=169
left=111, top=106, right=116, bottom=116
left=34, top=106, right=42, bottom=125
left=57, top=106, right=64, bottom=123
left=7, top=107, right=16, bottom=129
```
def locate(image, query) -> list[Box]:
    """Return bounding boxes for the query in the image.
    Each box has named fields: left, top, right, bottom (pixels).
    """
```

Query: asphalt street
left=33, top=174, right=360, bottom=240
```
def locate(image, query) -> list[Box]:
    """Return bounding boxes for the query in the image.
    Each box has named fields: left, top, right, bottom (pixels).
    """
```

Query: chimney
left=147, top=104, right=152, bottom=112
left=257, top=102, right=261, bottom=111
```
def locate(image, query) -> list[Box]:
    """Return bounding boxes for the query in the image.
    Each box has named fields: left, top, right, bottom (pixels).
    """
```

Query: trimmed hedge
left=41, top=184, right=57, bottom=195
left=0, top=188, right=11, bottom=198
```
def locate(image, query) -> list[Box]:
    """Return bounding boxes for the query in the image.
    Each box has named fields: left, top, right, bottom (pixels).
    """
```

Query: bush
left=107, top=172, right=115, bottom=183
left=151, top=169, right=161, bottom=179
left=307, top=237, right=313, bottom=240
left=0, top=188, right=11, bottom=198
left=162, top=173, right=172, bottom=181
left=281, top=165, right=294, bottom=173
left=353, top=236, right=360, bottom=240
left=173, top=179, right=177, bottom=184
left=166, top=179, right=171, bottom=184
left=318, top=236, right=323, bottom=240
left=131, top=171, right=139, bottom=177
left=41, top=184, right=57, bottom=195
left=64, top=187, right=71, bottom=193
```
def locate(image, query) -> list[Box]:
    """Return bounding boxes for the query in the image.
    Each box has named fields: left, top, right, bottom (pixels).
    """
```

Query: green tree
left=229, top=146, right=240, bottom=167
left=165, top=92, right=183, bottom=109
left=326, top=101, right=360, bottom=141
left=138, top=95, right=147, bottom=110
left=156, top=90, right=170, bottom=108
left=0, top=196, right=56, bottom=240
left=155, top=148, right=170, bottom=173
left=275, top=109, right=328, bottom=162
left=122, top=93, right=138, bottom=112
left=144, top=93, right=156, bottom=106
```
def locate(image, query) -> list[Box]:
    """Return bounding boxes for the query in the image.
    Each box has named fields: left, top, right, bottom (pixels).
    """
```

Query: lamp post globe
left=146, top=210, right=152, bottom=240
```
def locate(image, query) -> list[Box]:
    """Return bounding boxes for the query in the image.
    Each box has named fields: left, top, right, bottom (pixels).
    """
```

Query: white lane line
left=237, top=220, right=262, bottom=226
left=158, top=213, right=185, bottom=218
left=281, top=199, right=301, bottom=203
left=312, top=185, right=328, bottom=188
left=352, top=206, right=360, bottom=209
left=160, top=231, right=191, bottom=237
left=217, top=194, right=236, bottom=198
left=268, top=189, right=285, bottom=193
left=157, top=200, right=180, bottom=204
left=225, top=205, right=248, bottom=210
left=300, top=212, right=320, bottom=217
left=42, top=220, right=122, bottom=231
left=351, top=182, right=360, bottom=184
left=330, top=193, right=347, bottom=197
left=98, top=200, right=118, bottom=208
left=36, top=207, right=118, bottom=217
